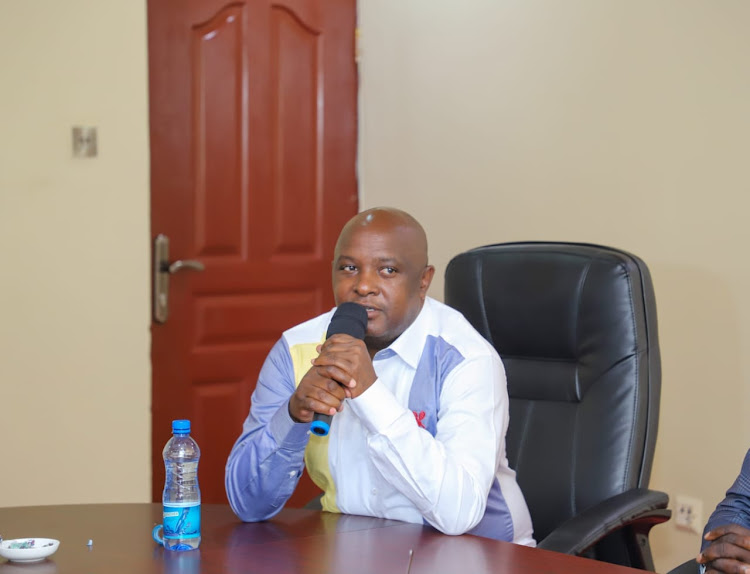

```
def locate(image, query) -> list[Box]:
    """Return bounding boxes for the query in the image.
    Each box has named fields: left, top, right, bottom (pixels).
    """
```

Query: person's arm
left=225, top=338, right=310, bottom=521
left=348, top=352, right=505, bottom=536
left=698, top=449, right=750, bottom=573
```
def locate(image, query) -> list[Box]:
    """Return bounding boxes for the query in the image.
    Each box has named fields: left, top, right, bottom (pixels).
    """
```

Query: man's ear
left=420, top=265, right=436, bottom=297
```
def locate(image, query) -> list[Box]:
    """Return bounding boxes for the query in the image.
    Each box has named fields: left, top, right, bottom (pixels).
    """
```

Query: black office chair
left=444, top=241, right=670, bottom=570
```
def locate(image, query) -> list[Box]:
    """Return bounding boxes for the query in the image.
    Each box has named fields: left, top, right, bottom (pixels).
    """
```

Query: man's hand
left=287, top=333, right=377, bottom=423
left=698, top=524, right=750, bottom=574
left=311, top=333, right=377, bottom=399
left=288, top=362, right=351, bottom=423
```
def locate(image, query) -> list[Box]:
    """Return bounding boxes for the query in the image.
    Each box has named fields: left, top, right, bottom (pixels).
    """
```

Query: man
left=697, top=449, right=750, bottom=574
left=224, top=207, right=534, bottom=545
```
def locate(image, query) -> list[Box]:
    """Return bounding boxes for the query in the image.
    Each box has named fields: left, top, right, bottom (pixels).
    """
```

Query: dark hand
left=288, top=362, right=350, bottom=423
left=311, top=333, right=377, bottom=399
left=698, top=524, right=750, bottom=574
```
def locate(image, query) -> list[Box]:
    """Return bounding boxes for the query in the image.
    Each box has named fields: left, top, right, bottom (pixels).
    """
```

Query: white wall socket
left=674, top=495, right=704, bottom=534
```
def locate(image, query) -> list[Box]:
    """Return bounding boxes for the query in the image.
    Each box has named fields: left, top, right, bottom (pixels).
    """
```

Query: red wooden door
left=148, top=0, right=357, bottom=506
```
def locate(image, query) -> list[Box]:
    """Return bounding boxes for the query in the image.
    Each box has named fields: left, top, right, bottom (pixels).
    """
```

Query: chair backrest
left=444, top=242, right=661, bottom=542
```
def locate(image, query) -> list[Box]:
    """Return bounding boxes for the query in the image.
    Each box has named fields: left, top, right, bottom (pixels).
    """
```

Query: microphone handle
left=310, top=412, right=332, bottom=436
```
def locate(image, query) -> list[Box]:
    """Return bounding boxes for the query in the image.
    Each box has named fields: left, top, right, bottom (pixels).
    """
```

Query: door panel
left=148, top=0, right=357, bottom=506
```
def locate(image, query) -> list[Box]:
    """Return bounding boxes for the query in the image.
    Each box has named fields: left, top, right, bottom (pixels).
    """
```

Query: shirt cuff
left=269, top=400, right=311, bottom=449
left=348, top=379, right=410, bottom=435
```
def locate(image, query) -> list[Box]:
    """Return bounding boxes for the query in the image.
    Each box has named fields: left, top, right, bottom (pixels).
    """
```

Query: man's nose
left=354, top=269, right=378, bottom=295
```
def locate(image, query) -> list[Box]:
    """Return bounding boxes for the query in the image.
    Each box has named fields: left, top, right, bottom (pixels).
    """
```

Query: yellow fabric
left=289, top=340, right=339, bottom=513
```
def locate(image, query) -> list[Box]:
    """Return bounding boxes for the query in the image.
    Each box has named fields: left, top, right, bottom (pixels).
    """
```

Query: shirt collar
left=373, top=297, right=433, bottom=369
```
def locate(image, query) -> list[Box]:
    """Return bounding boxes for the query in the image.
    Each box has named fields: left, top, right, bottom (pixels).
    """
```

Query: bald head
left=332, top=207, right=435, bottom=354
left=335, top=207, right=429, bottom=268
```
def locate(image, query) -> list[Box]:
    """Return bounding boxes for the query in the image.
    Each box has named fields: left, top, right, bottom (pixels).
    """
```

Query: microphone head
left=327, top=302, right=368, bottom=340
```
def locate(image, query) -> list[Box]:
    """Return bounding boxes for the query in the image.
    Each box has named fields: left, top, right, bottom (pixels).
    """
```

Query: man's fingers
left=707, top=525, right=750, bottom=542
left=310, top=357, right=357, bottom=387
left=320, top=333, right=362, bottom=348
left=300, top=393, right=337, bottom=416
left=301, top=378, right=345, bottom=413
left=314, top=336, right=377, bottom=398
left=700, top=539, right=750, bottom=569
left=312, top=363, right=357, bottom=388
left=717, top=532, right=750, bottom=553
left=705, top=557, right=750, bottom=574
left=290, top=368, right=350, bottom=421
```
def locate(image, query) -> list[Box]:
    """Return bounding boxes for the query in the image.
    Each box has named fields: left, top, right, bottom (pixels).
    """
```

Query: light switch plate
left=675, top=495, right=703, bottom=534
left=72, top=126, right=97, bottom=158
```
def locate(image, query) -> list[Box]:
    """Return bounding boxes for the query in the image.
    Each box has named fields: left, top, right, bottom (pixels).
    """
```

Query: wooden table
left=0, top=504, right=647, bottom=573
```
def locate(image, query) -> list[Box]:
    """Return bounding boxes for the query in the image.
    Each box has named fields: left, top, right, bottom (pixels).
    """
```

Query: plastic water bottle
left=159, top=419, right=201, bottom=550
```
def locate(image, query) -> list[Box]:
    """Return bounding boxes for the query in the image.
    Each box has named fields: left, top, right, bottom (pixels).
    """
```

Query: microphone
left=310, top=302, right=368, bottom=437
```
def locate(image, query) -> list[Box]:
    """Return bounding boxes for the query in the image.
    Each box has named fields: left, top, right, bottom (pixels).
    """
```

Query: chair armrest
left=537, top=488, right=671, bottom=556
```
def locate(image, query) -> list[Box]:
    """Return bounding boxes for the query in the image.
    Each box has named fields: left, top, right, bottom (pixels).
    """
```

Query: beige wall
left=358, top=1, right=750, bottom=571
left=0, top=1, right=151, bottom=505
left=2, top=0, right=749, bottom=572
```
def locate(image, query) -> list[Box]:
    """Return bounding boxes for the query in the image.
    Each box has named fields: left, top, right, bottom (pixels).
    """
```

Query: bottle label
left=162, top=503, right=200, bottom=539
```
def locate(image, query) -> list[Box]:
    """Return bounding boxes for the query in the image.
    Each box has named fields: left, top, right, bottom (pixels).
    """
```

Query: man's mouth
left=362, top=306, right=379, bottom=318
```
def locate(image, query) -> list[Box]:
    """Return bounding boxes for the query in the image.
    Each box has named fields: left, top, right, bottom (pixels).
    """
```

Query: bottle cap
left=172, top=419, right=191, bottom=434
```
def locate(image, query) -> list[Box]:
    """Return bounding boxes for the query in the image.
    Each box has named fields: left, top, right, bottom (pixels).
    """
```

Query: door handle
left=166, top=260, right=205, bottom=274
left=153, top=234, right=204, bottom=324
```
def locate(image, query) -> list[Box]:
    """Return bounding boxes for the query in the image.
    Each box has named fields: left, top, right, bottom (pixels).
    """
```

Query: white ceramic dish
left=0, top=538, right=60, bottom=562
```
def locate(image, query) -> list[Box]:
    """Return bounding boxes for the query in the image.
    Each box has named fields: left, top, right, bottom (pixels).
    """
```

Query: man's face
left=332, top=220, right=434, bottom=353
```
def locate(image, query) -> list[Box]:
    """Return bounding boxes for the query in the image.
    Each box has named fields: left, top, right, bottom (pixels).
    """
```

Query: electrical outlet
left=674, top=495, right=703, bottom=534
